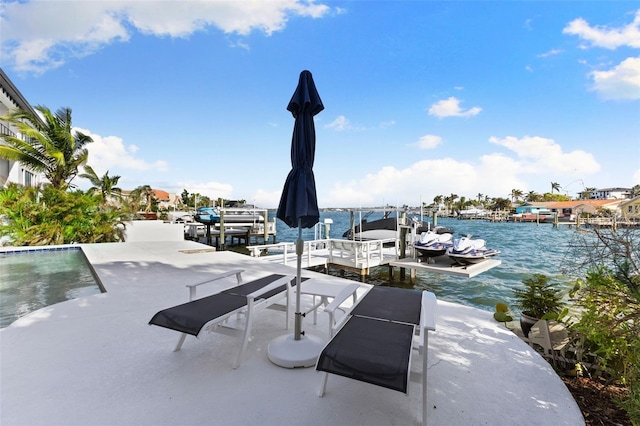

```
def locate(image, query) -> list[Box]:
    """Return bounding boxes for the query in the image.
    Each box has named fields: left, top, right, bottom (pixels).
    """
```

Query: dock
left=247, top=238, right=399, bottom=279
left=389, top=256, right=502, bottom=278
left=184, top=220, right=277, bottom=248
left=246, top=238, right=501, bottom=281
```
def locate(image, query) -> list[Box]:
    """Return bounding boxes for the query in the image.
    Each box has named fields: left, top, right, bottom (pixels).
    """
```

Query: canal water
left=271, top=211, right=583, bottom=314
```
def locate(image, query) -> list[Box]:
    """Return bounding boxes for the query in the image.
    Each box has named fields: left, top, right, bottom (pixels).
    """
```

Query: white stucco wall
left=123, top=220, right=184, bottom=242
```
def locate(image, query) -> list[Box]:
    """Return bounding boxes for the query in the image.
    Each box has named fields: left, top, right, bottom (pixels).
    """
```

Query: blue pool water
left=0, top=248, right=103, bottom=328
left=271, top=211, right=581, bottom=314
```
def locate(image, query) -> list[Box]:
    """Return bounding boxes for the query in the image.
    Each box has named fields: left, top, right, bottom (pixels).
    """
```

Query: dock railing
left=247, top=238, right=398, bottom=271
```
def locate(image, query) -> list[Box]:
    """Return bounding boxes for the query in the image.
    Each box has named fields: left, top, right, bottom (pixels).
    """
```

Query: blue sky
left=1, top=1, right=639, bottom=208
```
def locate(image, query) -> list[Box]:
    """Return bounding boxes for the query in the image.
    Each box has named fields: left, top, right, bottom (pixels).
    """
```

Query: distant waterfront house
left=120, top=188, right=178, bottom=212
left=546, top=199, right=623, bottom=218
left=511, top=203, right=553, bottom=221
left=514, top=203, right=552, bottom=215
left=0, top=69, right=44, bottom=188
left=153, top=189, right=170, bottom=209
left=588, top=187, right=631, bottom=200
left=620, top=196, right=640, bottom=220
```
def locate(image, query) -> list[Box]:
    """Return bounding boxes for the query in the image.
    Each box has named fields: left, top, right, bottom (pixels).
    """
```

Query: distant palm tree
left=454, top=196, right=470, bottom=213
left=526, top=191, right=541, bottom=202
left=579, top=187, right=596, bottom=200
left=551, top=182, right=561, bottom=194
left=131, top=185, right=156, bottom=213
left=510, top=189, right=523, bottom=203
left=492, top=197, right=512, bottom=211
left=444, top=194, right=458, bottom=215
left=0, top=106, right=92, bottom=189
left=79, top=165, right=122, bottom=205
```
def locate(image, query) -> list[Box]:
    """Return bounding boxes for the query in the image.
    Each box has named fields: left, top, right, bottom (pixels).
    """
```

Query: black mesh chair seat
left=149, top=273, right=296, bottom=368
left=316, top=285, right=437, bottom=425
left=149, top=293, right=247, bottom=336
left=149, top=274, right=291, bottom=336
left=350, top=286, right=422, bottom=325
left=316, top=315, right=415, bottom=393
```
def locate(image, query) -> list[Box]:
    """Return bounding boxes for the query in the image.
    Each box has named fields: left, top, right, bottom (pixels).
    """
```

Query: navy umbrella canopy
left=268, top=70, right=326, bottom=367
left=276, top=70, right=324, bottom=229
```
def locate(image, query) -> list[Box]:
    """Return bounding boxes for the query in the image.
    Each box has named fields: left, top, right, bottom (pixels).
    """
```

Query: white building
left=588, top=187, right=631, bottom=200
left=0, top=68, right=44, bottom=188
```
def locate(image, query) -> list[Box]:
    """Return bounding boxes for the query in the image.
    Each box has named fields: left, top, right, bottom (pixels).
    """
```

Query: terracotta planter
left=519, top=312, right=539, bottom=338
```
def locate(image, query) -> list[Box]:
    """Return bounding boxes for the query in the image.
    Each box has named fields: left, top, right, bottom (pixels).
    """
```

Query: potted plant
left=513, top=274, right=566, bottom=337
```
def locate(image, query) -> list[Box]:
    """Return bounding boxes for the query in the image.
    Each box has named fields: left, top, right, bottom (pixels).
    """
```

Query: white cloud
left=563, top=12, right=640, bottom=101
left=251, top=188, right=282, bottom=209
left=414, top=135, right=442, bottom=150
left=318, top=135, right=604, bottom=207
left=489, top=135, right=600, bottom=175
left=428, top=97, right=482, bottom=118
left=590, top=56, right=640, bottom=100
left=77, top=127, right=169, bottom=175
left=537, top=49, right=563, bottom=58
left=563, top=10, right=640, bottom=49
left=379, top=120, right=396, bottom=129
left=325, top=115, right=352, bottom=131
left=1, top=0, right=331, bottom=73
left=176, top=180, right=234, bottom=201
left=324, top=158, right=507, bottom=207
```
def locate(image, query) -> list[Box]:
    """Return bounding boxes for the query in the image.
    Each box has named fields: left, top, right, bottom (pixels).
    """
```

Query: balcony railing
left=0, top=122, right=16, bottom=137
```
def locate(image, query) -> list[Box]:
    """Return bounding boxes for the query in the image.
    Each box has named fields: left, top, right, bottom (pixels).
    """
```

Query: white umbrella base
left=267, top=333, right=325, bottom=368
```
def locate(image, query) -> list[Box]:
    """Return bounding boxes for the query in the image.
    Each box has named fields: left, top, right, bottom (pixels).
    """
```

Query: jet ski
left=446, top=235, right=500, bottom=265
left=413, top=231, right=454, bottom=260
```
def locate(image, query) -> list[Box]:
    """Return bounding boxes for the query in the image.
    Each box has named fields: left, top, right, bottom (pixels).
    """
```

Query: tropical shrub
left=0, top=184, right=127, bottom=245
left=569, top=228, right=640, bottom=424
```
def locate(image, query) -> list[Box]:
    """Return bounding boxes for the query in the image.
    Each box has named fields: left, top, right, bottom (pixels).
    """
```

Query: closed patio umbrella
left=267, top=70, right=325, bottom=368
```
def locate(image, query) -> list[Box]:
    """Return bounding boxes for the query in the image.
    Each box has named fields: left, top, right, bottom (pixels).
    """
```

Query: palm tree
left=443, top=194, right=458, bottom=216
left=131, top=185, right=156, bottom=213
left=526, top=191, right=541, bottom=202
left=79, top=165, right=122, bottom=205
left=0, top=106, right=93, bottom=189
left=433, top=195, right=443, bottom=208
left=510, top=189, right=523, bottom=203
left=551, top=182, right=560, bottom=194
left=580, top=187, right=596, bottom=200
left=491, top=197, right=512, bottom=211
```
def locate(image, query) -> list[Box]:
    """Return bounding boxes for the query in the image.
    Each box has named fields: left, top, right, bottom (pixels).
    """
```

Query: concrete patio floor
left=0, top=240, right=584, bottom=425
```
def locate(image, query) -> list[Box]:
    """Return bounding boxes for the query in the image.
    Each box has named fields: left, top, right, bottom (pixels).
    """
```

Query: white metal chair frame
left=171, top=269, right=295, bottom=369
left=318, top=291, right=437, bottom=425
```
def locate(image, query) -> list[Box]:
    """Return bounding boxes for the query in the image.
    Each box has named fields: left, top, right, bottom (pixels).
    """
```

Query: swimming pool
left=0, top=247, right=104, bottom=328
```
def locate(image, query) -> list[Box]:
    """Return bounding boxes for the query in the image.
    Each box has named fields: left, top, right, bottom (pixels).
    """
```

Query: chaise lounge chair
left=149, top=269, right=296, bottom=369
left=316, top=286, right=437, bottom=425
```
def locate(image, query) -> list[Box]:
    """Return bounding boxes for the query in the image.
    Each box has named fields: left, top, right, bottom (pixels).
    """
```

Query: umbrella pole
left=267, top=218, right=324, bottom=368
left=294, top=220, right=303, bottom=340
